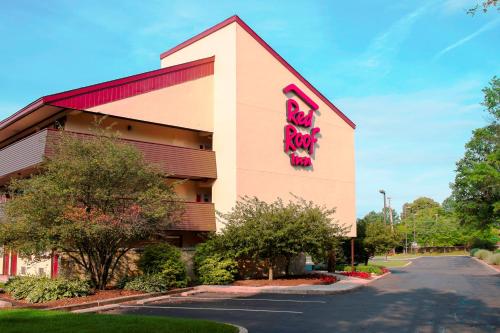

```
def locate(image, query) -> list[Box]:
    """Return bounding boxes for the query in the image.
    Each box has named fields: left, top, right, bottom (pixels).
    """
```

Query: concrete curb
left=185, top=272, right=392, bottom=296
left=46, top=287, right=193, bottom=312
left=226, top=323, right=248, bottom=333
left=471, top=256, right=500, bottom=273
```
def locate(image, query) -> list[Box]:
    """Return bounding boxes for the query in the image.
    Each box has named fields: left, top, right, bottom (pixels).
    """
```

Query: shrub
left=194, top=237, right=238, bottom=285
left=124, top=274, right=173, bottom=293
left=125, top=243, right=188, bottom=292
left=470, top=248, right=480, bottom=256
left=487, top=253, right=500, bottom=265
left=474, top=249, right=493, bottom=260
left=4, top=276, right=91, bottom=303
left=318, top=275, right=337, bottom=284
left=340, top=271, right=371, bottom=279
left=338, top=264, right=383, bottom=275
left=138, top=243, right=182, bottom=274
left=197, top=256, right=238, bottom=285
left=495, top=249, right=500, bottom=254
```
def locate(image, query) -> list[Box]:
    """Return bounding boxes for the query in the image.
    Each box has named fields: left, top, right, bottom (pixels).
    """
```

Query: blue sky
left=0, top=0, right=498, bottom=217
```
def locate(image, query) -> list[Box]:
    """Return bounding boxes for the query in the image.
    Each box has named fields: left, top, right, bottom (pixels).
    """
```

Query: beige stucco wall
left=235, top=25, right=356, bottom=236
left=65, top=112, right=210, bottom=150
left=161, top=23, right=238, bottom=231
left=17, top=256, right=51, bottom=277
left=86, top=76, right=214, bottom=132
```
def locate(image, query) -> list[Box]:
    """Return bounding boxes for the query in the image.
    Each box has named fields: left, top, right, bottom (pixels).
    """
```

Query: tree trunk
left=268, top=263, right=274, bottom=281
left=327, top=250, right=337, bottom=273
left=285, top=257, right=291, bottom=277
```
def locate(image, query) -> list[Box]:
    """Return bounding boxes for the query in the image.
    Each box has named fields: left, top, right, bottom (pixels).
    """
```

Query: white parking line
left=120, top=304, right=303, bottom=314
left=169, top=296, right=326, bottom=304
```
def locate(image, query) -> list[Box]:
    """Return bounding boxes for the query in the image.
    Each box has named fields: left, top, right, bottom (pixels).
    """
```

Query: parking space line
left=169, top=296, right=326, bottom=303
left=120, top=304, right=303, bottom=314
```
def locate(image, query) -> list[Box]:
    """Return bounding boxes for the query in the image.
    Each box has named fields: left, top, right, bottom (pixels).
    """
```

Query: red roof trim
left=46, top=56, right=214, bottom=110
left=160, top=15, right=356, bottom=129
left=0, top=98, right=45, bottom=130
left=0, top=57, right=215, bottom=130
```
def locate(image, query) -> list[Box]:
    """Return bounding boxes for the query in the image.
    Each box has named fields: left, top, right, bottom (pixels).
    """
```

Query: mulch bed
left=0, top=289, right=145, bottom=309
left=232, top=274, right=337, bottom=287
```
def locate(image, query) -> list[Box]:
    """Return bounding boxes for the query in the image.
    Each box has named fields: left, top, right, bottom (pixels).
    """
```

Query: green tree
left=0, top=127, right=181, bottom=289
left=218, top=196, right=347, bottom=280
left=363, top=221, right=400, bottom=259
left=452, top=77, right=500, bottom=229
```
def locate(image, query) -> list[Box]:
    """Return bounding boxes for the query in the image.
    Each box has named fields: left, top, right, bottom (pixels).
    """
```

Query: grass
left=373, top=250, right=468, bottom=260
left=0, top=309, right=238, bottom=333
left=369, top=260, right=410, bottom=267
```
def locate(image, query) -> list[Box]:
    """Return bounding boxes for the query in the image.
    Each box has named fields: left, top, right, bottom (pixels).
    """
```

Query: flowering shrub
left=380, top=267, right=389, bottom=274
left=318, top=275, right=337, bottom=284
left=340, top=271, right=371, bottom=279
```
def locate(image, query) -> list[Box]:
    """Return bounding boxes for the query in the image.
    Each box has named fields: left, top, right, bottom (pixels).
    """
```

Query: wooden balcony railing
left=0, top=129, right=217, bottom=181
left=172, top=202, right=216, bottom=231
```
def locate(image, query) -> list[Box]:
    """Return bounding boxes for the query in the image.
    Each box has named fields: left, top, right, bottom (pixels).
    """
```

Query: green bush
left=487, top=253, right=500, bottom=265
left=125, top=243, right=187, bottom=292
left=4, top=276, right=91, bottom=303
left=341, top=265, right=383, bottom=275
left=474, top=249, right=493, bottom=260
left=194, top=238, right=238, bottom=285
left=124, top=274, right=172, bottom=293
left=495, top=249, right=500, bottom=254
left=197, top=256, right=237, bottom=285
left=470, top=248, right=480, bottom=256
left=138, top=243, right=182, bottom=274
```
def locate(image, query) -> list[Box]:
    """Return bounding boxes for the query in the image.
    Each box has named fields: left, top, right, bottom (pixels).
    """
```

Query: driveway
left=111, top=256, right=500, bottom=332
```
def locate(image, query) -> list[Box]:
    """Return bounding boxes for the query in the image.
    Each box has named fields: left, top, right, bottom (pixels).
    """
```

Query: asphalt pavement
left=110, top=256, right=500, bottom=333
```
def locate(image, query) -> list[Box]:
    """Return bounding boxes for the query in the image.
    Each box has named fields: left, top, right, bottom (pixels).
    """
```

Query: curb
left=46, top=287, right=193, bottom=312
left=188, top=272, right=392, bottom=296
left=471, top=256, right=500, bottom=273
left=226, top=323, right=248, bottom=333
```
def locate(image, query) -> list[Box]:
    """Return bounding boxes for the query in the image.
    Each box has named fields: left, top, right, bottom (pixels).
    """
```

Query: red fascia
left=0, top=56, right=215, bottom=130
left=160, top=15, right=356, bottom=129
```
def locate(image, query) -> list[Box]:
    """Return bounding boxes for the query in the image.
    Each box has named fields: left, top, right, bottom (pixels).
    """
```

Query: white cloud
left=441, top=0, right=477, bottom=15
left=335, top=80, right=488, bottom=216
left=357, top=3, right=429, bottom=72
left=434, top=18, right=500, bottom=60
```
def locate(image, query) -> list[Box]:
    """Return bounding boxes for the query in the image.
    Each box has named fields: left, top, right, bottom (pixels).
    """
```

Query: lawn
left=369, top=260, right=410, bottom=267
left=0, top=309, right=238, bottom=333
left=374, top=250, right=468, bottom=260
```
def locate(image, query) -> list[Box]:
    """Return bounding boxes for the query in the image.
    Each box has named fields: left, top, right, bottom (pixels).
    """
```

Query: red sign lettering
left=282, top=84, right=320, bottom=168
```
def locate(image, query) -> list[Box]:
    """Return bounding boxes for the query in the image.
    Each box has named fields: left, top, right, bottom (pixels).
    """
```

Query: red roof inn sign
left=283, top=84, right=320, bottom=167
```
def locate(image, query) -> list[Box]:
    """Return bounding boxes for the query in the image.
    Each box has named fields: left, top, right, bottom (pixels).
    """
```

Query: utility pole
left=379, top=189, right=387, bottom=225
left=388, top=197, right=394, bottom=232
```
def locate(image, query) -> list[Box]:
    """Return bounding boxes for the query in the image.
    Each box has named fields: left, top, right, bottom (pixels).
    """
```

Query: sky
left=0, top=0, right=498, bottom=217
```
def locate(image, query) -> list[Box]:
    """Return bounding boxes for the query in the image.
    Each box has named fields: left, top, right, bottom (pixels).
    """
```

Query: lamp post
left=379, top=189, right=387, bottom=225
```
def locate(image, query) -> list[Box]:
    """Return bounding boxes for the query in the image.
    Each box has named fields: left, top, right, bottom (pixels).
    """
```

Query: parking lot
left=110, top=257, right=500, bottom=333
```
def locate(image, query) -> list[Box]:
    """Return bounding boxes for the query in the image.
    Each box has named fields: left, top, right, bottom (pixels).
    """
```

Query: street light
left=379, top=189, right=387, bottom=225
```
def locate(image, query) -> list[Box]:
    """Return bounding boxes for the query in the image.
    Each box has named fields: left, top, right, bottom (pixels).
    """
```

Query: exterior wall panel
left=0, top=130, right=48, bottom=178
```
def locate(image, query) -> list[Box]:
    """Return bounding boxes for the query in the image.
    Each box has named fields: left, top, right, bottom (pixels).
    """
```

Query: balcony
left=171, top=202, right=216, bottom=232
left=0, top=128, right=217, bottom=182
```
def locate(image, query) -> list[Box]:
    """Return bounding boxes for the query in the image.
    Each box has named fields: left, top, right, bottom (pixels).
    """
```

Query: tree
left=467, top=0, right=499, bottom=15
left=218, top=196, right=347, bottom=280
left=452, top=77, right=500, bottom=229
left=0, top=127, right=181, bottom=289
left=363, top=221, right=401, bottom=260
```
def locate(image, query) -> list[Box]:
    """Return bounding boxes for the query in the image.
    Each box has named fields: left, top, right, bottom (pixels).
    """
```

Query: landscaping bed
left=232, top=274, right=337, bottom=287
left=0, top=309, right=238, bottom=333
left=0, top=289, right=145, bottom=309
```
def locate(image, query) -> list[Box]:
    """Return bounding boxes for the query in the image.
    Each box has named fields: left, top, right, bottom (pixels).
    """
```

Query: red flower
left=340, top=271, right=371, bottom=279
left=319, top=275, right=337, bottom=284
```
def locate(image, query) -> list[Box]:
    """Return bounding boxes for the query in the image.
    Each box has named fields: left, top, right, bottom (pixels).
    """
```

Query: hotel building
left=0, top=16, right=356, bottom=278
